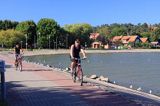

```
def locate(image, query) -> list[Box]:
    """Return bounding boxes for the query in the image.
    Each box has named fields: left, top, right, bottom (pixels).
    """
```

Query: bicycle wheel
left=72, top=68, right=76, bottom=83
left=17, top=60, right=22, bottom=72
left=15, top=62, right=18, bottom=71
left=77, top=66, right=83, bottom=86
left=19, top=61, right=22, bottom=72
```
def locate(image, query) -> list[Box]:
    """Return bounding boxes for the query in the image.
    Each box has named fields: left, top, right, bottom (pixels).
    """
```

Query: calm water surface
left=24, top=52, right=160, bottom=95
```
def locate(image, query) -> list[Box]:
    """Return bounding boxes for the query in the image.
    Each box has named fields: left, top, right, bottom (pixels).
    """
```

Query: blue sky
left=1, top=0, right=160, bottom=26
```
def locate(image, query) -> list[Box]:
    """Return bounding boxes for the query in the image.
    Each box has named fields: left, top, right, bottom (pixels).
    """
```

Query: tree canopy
left=37, top=18, right=62, bottom=48
left=64, top=23, right=93, bottom=46
left=0, top=29, right=25, bottom=48
left=1, top=18, right=160, bottom=49
left=16, top=20, right=37, bottom=47
left=0, top=20, right=18, bottom=30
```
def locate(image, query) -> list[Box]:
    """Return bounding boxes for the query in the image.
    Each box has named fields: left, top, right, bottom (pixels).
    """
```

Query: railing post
left=0, top=60, right=6, bottom=101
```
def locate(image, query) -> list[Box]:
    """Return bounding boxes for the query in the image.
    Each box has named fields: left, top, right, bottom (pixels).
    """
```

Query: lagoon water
left=24, top=52, right=160, bottom=95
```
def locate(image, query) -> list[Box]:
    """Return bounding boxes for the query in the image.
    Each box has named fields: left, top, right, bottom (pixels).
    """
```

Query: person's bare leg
left=70, top=61, right=75, bottom=73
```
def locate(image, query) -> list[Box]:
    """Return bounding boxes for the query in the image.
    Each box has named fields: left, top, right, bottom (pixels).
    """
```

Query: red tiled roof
left=121, top=36, right=130, bottom=40
left=112, top=35, right=142, bottom=43
left=128, top=36, right=138, bottom=43
left=90, top=33, right=100, bottom=39
left=112, top=36, right=122, bottom=42
left=121, top=36, right=130, bottom=44
left=140, top=38, right=148, bottom=43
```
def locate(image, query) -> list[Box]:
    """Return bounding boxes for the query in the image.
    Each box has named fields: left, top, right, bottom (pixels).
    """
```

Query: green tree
left=152, top=28, right=160, bottom=41
left=37, top=36, right=48, bottom=48
left=96, top=26, right=110, bottom=36
left=0, top=20, right=19, bottom=30
left=122, top=23, right=134, bottom=35
left=0, top=29, right=25, bottom=48
left=37, top=18, right=61, bottom=48
left=16, top=20, right=37, bottom=48
left=64, top=23, right=93, bottom=47
left=110, top=27, right=126, bottom=38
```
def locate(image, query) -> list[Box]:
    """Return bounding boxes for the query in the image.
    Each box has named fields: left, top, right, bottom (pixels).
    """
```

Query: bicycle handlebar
left=74, top=57, right=87, bottom=60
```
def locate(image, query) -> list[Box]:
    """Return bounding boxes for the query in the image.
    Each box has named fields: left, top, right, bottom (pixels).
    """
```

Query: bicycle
left=72, top=58, right=86, bottom=86
left=15, top=54, right=23, bottom=71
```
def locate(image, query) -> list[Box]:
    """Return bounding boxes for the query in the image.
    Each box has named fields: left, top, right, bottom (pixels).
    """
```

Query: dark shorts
left=15, top=54, right=22, bottom=60
left=70, top=56, right=81, bottom=63
left=15, top=54, right=20, bottom=59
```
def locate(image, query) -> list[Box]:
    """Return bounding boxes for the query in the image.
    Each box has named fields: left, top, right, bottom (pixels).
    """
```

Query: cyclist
left=14, top=43, right=23, bottom=65
left=70, top=39, right=87, bottom=74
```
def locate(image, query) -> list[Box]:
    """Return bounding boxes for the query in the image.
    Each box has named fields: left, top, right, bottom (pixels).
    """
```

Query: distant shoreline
left=22, top=49, right=160, bottom=56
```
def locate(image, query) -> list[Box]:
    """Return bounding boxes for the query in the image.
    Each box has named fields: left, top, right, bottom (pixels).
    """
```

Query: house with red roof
left=111, top=35, right=142, bottom=47
left=90, top=33, right=108, bottom=49
left=91, top=41, right=102, bottom=49
left=112, top=36, right=123, bottom=42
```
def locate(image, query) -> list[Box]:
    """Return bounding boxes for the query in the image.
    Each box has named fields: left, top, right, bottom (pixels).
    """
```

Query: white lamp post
left=20, top=41, right=23, bottom=49
left=66, top=34, right=68, bottom=49
left=25, top=34, right=28, bottom=50
left=37, top=32, right=40, bottom=48
left=49, top=35, right=51, bottom=49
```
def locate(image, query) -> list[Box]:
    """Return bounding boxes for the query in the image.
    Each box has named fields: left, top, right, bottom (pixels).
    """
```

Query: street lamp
left=66, top=34, right=68, bottom=49
left=37, top=32, right=40, bottom=48
left=49, top=35, right=51, bottom=49
left=54, top=42, right=56, bottom=49
left=25, top=34, right=28, bottom=50
left=20, top=41, right=23, bottom=49
left=85, top=42, right=87, bottom=48
left=59, top=41, right=61, bottom=49
left=56, top=37, right=58, bottom=49
left=53, top=40, right=54, bottom=49
left=34, top=34, right=36, bottom=49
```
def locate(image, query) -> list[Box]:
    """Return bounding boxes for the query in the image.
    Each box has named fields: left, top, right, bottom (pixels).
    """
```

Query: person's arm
left=70, top=45, right=74, bottom=59
left=14, top=47, right=15, bottom=54
left=20, top=48, right=24, bottom=54
left=81, top=46, right=87, bottom=58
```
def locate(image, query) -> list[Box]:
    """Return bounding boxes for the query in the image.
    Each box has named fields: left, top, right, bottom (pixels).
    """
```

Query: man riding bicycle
left=70, top=39, right=87, bottom=74
left=14, top=43, right=23, bottom=65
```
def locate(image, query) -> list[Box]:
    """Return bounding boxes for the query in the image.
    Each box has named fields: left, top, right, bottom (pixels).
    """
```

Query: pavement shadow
left=5, top=64, right=13, bottom=68
left=116, top=91, right=160, bottom=106
left=60, top=87, right=142, bottom=106
left=6, top=82, right=89, bottom=106
left=52, top=84, right=160, bottom=106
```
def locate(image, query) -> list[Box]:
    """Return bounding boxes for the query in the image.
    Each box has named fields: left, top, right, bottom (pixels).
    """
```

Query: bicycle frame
left=15, top=54, right=23, bottom=71
left=72, top=58, right=85, bottom=86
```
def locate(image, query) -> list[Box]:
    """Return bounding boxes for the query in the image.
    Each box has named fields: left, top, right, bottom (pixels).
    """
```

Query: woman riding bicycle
left=70, top=39, right=87, bottom=74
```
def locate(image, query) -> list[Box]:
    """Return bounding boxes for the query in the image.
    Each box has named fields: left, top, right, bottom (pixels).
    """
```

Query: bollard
left=0, top=60, right=6, bottom=101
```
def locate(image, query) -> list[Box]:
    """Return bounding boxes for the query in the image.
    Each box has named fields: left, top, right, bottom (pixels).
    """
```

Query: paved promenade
left=0, top=52, right=160, bottom=106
